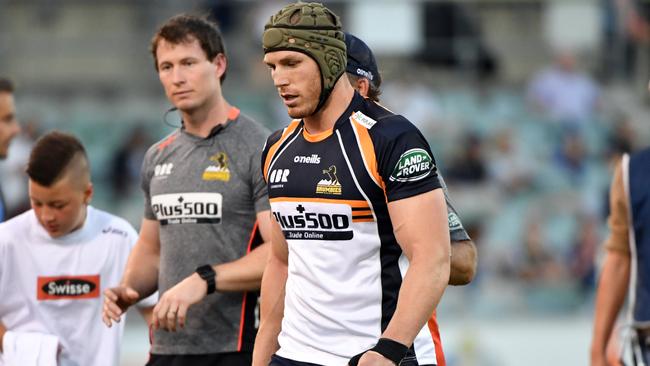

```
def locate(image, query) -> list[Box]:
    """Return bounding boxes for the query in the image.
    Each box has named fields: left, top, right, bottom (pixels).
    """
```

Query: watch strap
left=195, top=264, right=216, bottom=294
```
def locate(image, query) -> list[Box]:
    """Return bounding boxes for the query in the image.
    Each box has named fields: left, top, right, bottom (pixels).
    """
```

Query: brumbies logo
left=316, top=165, right=342, bottom=195
left=203, top=152, right=230, bottom=181
left=37, top=275, right=100, bottom=300
left=390, top=148, right=434, bottom=182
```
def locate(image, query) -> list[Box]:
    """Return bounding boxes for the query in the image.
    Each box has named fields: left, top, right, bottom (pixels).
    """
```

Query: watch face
left=197, top=265, right=214, bottom=277
left=196, top=265, right=216, bottom=294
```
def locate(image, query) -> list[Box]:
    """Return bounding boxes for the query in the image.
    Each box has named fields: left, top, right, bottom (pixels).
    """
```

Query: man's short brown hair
left=150, top=14, right=227, bottom=83
left=0, top=78, right=14, bottom=93
left=27, top=131, right=88, bottom=187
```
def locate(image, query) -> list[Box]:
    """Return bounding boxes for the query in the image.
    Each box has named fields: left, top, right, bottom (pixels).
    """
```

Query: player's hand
left=590, top=355, right=608, bottom=366
left=355, top=351, right=395, bottom=366
left=152, top=273, right=207, bottom=332
left=102, top=286, right=140, bottom=327
left=591, top=353, right=621, bottom=366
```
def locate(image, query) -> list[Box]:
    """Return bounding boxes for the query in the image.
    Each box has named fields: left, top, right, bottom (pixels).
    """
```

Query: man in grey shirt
left=102, top=14, right=272, bottom=366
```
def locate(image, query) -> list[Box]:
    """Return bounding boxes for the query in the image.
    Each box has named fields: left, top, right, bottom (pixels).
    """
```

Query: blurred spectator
left=446, top=133, right=488, bottom=183
left=568, top=215, right=599, bottom=296
left=527, top=50, right=601, bottom=127
left=487, top=129, right=536, bottom=193
left=606, top=114, right=636, bottom=160
left=613, top=0, right=650, bottom=96
left=517, top=219, right=565, bottom=284
left=419, top=1, right=499, bottom=79
left=0, top=77, right=21, bottom=223
left=203, top=0, right=235, bottom=34
left=554, top=132, right=588, bottom=184
left=381, top=76, right=445, bottom=138
left=0, top=120, right=39, bottom=218
left=108, top=125, right=150, bottom=201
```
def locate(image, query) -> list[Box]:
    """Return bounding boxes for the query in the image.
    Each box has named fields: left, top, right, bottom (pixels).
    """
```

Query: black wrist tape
left=370, top=338, right=409, bottom=365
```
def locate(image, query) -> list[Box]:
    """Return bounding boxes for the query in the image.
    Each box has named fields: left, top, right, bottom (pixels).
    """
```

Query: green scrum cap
left=263, top=2, right=347, bottom=113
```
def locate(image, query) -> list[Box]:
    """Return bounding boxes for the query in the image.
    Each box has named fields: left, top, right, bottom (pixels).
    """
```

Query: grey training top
left=141, top=108, right=270, bottom=355
left=438, top=174, right=471, bottom=243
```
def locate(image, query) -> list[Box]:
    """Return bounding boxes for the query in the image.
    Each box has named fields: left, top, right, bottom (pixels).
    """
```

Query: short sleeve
left=437, top=175, right=471, bottom=242
left=140, top=150, right=156, bottom=220
left=375, top=118, right=442, bottom=202
left=137, top=292, right=158, bottom=307
left=251, top=142, right=270, bottom=214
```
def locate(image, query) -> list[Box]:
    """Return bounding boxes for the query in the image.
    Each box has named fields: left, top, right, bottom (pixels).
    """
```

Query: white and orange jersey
left=262, top=92, right=445, bottom=365
left=0, top=206, right=153, bottom=366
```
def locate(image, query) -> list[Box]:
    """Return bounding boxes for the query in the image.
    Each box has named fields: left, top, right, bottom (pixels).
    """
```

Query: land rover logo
left=390, top=148, right=433, bottom=182
left=448, top=212, right=463, bottom=230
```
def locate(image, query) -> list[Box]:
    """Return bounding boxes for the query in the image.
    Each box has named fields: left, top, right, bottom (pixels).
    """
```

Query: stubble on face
left=156, top=39, right=220, bottom=116
left=265, top=51, right=322, bottom=120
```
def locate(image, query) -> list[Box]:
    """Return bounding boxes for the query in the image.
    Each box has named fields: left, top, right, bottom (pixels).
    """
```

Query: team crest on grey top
left=202, top=152, right=230, bottom=181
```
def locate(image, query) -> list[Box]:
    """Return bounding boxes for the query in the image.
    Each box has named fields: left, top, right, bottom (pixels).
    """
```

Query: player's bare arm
left=591, top=250, right=630, bottom=366
left=252, top=216, right=289, bottom=366
left=137, top=306, right=154, bottom=327
left=0, top=322, right=5, bottom=352
left=152, top=209, right=273, bottom=331
left=103, top=218, right=160, bottom=327
left=358, top=189, right=450, bottom=365
left=449, top=239, right=477, bottom=285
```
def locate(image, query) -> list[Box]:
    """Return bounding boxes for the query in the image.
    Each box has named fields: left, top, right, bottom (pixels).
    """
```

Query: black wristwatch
left=195, top=264, right=217, bottom=295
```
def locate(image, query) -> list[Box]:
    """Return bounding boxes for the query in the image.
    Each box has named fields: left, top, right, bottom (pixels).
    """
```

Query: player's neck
left=181, top=95, right=231, bottom=138
left=303, top=78, right=354, bottom=134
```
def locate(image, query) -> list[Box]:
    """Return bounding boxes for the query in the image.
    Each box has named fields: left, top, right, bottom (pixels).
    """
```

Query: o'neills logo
left=37, top=275, right=100, bottom=300
left=293, top=154, right=321, bottom=164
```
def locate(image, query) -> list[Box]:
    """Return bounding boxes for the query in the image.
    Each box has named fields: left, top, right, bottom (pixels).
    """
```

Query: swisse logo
left=154, top=163, right=174, bottom=177
left=272, top=204, right=353, bottom=241
left=293, top=154, right=321, bottom=164
left=151, top=192, right=222, bottom=226
left=269, top=169, right=290, bottom=184
left=390, top=148, right=434, bottom=182
left=37, top=275, right=100, bottom=300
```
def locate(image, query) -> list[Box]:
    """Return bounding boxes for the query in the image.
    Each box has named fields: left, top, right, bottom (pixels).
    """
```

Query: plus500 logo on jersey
left=271, top=201, right=353, bottom=240
left=37, top=275, right=100, bottom=300
left=151, top=192, right=222, bottom=225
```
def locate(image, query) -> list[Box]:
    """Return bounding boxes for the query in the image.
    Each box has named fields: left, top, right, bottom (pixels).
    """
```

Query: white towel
left=2, top=331, right=58, bottom=366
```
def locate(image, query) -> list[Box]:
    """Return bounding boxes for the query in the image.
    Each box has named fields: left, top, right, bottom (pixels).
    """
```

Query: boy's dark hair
left=27, top=131, right=88, bottom=187
left=0, top=78, right=14, bottom=93
left=150, top=14, right=227, bottom=83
